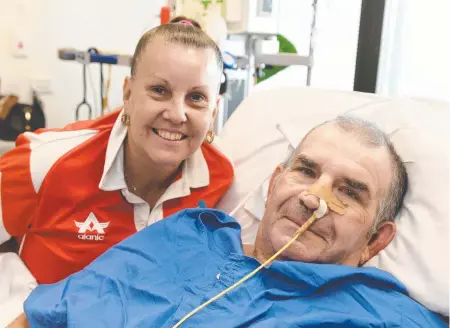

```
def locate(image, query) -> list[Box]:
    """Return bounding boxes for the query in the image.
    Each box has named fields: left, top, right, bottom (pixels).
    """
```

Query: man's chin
left=271, top=235, right=317, bottom=263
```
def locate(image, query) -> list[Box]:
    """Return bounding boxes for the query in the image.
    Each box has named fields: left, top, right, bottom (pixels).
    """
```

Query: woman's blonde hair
left=130, top=16, right=223, bottom=76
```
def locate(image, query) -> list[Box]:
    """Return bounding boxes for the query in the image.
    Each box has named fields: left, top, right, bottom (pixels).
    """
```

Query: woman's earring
left=204, top=130, right=215, bottom=144
left=121, top=113, right=131, bottom=127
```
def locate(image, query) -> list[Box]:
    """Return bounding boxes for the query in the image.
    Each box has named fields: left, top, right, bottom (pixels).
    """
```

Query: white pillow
left=217, top=87, right=449, bottom=316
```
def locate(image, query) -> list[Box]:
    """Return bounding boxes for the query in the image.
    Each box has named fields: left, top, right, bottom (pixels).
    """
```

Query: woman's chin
left=149, top=154, right=183, bottom=167
left=144, top=146, right=187, bottom=165
left=143, top=136, right=194, bottom=165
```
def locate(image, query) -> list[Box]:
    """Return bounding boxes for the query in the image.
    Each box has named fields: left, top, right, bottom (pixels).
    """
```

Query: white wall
left=0, top=0, right=164, bottom=128
left=0, top=0, right=361, bottom=128
left=377, top=0, right=450, bottom=102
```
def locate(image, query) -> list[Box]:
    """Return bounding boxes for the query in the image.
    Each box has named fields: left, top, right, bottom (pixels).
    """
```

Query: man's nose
left=298, top=192, right=320, bottom=211
left=162, top=100, right=187, bottom=124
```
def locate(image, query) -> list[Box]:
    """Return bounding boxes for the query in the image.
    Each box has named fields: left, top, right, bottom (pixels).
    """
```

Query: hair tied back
left=178, top=20, right=194, bottom=27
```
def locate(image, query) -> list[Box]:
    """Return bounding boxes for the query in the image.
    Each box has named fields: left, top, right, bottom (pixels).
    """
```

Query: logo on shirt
left=75, top=213, right=110, bottom=241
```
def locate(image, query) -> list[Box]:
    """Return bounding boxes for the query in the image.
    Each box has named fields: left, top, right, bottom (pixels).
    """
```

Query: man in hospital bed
left=11, top=116, right=446, bottom=327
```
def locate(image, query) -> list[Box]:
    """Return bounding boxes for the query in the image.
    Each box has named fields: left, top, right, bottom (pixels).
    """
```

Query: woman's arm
left=0, top=136, right=40, bottom=245
left=6, top=314, right=29, bottom=328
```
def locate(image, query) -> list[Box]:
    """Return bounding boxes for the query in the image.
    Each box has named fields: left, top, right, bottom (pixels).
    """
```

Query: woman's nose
left=162, top=101, right=187, bottom=124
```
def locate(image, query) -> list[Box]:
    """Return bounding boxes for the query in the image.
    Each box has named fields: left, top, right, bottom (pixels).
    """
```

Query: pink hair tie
left=178, top=20, right=194, bottom=27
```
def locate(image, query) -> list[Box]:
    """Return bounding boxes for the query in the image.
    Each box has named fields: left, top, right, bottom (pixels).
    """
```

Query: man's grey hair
left=286, top=115, right=408, bottom=235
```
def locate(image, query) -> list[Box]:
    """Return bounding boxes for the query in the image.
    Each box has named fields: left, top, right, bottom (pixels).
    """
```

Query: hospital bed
left=216, top=86, right=449, bottom=322
left=0, top=87, right=448, bottom=326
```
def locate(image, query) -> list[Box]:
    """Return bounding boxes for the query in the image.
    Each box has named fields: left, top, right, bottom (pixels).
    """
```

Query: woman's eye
left=299, top=167, right=316, bottom=178
left=340, top=188, right=361, bottom=201
left=152, top=87, right=166, bottom=95
left=190, top=93, right=206, bottom=102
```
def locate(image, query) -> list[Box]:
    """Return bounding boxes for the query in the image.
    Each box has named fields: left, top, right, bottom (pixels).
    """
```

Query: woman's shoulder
left=201, top=138, right=234, bottom=172
left=18, top=110, right=120, bottom=161
left=6, top=110, right=122, bottom=194
left=21, top=108, right=122, bottom=159
left=57, top=108, right=121, bottom=132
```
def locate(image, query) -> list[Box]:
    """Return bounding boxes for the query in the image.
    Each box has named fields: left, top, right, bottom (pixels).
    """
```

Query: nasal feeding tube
left=172, top=186, right=347, bottom=327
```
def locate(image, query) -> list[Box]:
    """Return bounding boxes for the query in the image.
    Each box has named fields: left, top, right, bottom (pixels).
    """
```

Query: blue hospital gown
left=24, top=209, right=446, bottom=327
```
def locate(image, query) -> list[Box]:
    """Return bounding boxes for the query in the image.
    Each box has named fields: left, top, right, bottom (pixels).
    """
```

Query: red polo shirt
left=0, top=110, right=234, bottom=284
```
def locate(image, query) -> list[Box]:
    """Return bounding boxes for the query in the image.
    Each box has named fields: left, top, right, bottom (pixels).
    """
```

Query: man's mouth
left=284, top=216, right=307, bottom=229
left=284, top=215, right=328, bottom=242
left=152, top=128, right=187, bottom=141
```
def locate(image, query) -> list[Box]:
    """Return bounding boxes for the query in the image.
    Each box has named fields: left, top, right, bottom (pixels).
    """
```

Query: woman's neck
left=123, top=137, right=182, bottom=205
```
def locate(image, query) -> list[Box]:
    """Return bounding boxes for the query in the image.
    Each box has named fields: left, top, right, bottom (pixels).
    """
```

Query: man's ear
left=359, top=221, right=396, bottom=266
left=123, top=77, right=132, bottom=104
left=265, top=164, right=285, bottom=207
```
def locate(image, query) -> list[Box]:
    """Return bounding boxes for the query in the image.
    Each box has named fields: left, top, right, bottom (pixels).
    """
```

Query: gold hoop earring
left=204, top=130, right=215, bottom=144
left=121, top=113, right=131, bottom=127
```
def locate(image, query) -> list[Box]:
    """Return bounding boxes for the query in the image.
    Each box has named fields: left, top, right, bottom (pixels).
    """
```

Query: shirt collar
left=98, top=109, right=210, bottom=193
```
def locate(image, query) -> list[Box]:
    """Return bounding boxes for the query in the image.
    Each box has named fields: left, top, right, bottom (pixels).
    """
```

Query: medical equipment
left=60, top=47, right=116, bottom=119
left=75, top=58, right=93, bottom=121
left=173, top=186, right=346, bottom=327
left=88, top=48, right=107, bottom=117
left=172, top=0, right=317, bottom=96
left=173, top=0, right=280, bottom=35
left=171, top=0, right=319, bottom=118
left=58, top=48, right=235, bottom=70
left=160, top=6, right=171, bottom=25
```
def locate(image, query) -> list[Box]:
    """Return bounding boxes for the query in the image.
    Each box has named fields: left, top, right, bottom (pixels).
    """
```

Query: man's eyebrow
left=344, top=178, right=372, bottom=198
left=296, top=155, right=317, bottom=168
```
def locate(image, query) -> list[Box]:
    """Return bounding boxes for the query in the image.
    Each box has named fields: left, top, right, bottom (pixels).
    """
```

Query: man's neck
left=244, top=244, right=276, bottom=264
left=242, top=244, right=255, bottom=257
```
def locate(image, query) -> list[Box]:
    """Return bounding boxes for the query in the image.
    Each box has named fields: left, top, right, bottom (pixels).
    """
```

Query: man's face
left=256, top=123, right=394, bottom=266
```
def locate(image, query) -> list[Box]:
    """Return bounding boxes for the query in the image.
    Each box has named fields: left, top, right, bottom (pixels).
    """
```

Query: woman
left=0, top=17, right=234, bottom=285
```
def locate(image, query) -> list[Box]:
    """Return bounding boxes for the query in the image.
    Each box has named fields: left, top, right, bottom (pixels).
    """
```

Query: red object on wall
left=160, top=6, right=171, bottom=25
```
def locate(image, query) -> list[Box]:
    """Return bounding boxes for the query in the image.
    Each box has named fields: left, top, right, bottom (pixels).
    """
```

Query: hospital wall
left=0, top=0, right=363, bottom=128
left=2, top=1, right=450, bottom=128
left=0, top=0, right=165, bottom=128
